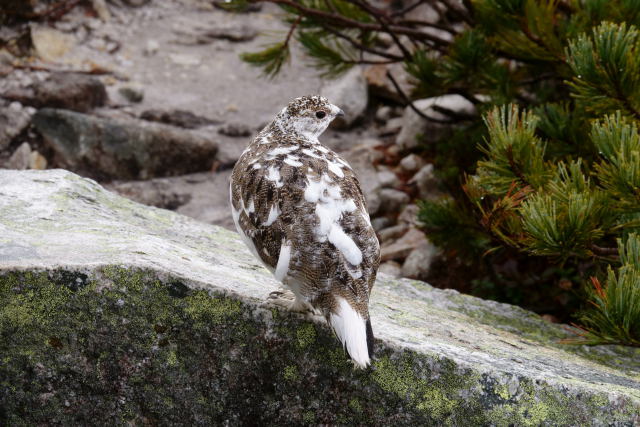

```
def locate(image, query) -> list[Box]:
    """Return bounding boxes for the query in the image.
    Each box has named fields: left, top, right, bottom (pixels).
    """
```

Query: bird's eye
left=315, top=111, right=326, bottom=119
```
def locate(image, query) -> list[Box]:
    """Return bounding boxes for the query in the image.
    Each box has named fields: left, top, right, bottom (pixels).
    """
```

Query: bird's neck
left=260, top=120, right=321, bottom=145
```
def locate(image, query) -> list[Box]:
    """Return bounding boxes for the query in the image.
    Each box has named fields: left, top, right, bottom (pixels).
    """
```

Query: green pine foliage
left=231, top=0, right=640, bottom=347
left=576, top=234, right=640, bottom=346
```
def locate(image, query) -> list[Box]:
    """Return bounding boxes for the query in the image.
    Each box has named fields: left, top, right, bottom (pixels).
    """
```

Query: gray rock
left=364, top=63, right=412, bottom=103
left=377, top=169, right=400, bottom=189
left=0, top=169, right=637, bottom=425
left=173, top=25, right=258, bottom=44
left=33, top=108, right=218, bottom=180
left=398, top=203, right=421, bottom=227
left=321, top=66, right=368, bottom=129
left=378, top=188, right=410, bottom=213
left=399, top=153, right=423, bottom=173
left=3, top=72, right=108, bottom=113
left=0, top=102, right=32, bottom=151
left=118, top=86, right=144, bottom=103
left=218, top=122, right=252, bottom=137
left=378, top=116, right=404, bottom=136
left=410, top=163, right=439, bottom=200
left=378, top=261, right=402, bottom=278
left=371, top=217, right=392, bottom=232
left=341, top=145, right=382, bottom=215
left=377, top=224, right=409, bottom=243
left=396, top=95, right=476, bottom=150
left=140, top=109, right=221, bottom=129
left=375, top=105, right=393, bottom=123
left=380, top=227, right=428, bottom=262
left=6, top=142, right=31, bottom=170
left=401, top=241, right=440, bottom=281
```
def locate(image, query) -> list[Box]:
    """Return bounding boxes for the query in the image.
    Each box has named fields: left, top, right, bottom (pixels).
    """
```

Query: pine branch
left=386, top=70, right=454, bottom=124
left=319, top=25, right=404, bottom=61
left=346, top=0, right=413, bottom=60
left=251, top=0, right=452, bottom=47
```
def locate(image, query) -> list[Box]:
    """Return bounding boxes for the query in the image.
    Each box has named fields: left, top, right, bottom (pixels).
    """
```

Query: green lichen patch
left=0, top=266, right=638, bottom=425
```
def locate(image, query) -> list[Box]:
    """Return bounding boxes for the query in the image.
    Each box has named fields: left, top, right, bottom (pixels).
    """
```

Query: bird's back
left=230, top=131, right=380, bottom=313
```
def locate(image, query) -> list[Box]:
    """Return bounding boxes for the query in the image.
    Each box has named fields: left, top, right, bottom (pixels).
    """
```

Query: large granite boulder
left=32, top=109, right=218, bottom=180
left=0, top=169, right=638, bottom=425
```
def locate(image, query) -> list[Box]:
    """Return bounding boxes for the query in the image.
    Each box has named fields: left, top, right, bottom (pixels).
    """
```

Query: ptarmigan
left=230, top=95, right=380, bottom=368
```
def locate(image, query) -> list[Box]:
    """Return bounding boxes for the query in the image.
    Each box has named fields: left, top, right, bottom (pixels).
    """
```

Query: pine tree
left=226, top=0, right=640, bottom=347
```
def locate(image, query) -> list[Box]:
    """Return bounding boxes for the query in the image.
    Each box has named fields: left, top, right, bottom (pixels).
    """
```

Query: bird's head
left=274, top=95, right=344, bottom=140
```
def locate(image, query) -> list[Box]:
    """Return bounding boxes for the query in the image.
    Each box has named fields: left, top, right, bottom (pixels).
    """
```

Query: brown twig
left=432, top=105, right=476, bottom=121
left=390, top=0, right=427, bottom=18
left=285, top=15, right=302, bottom=45
left=590, top=244, right=619, bottom=257
left=505, top=145, right=531, bottom=187
left=346, top=0, right=413, bottom=60
left=320, top=25, right=404, bottom=61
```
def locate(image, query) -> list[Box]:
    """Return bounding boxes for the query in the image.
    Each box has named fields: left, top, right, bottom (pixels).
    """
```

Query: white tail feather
left=329, top=297, right=370, bottom=368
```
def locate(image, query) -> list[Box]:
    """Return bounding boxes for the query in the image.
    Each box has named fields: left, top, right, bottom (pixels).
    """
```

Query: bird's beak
left=331, top=104, right=345, bottom=117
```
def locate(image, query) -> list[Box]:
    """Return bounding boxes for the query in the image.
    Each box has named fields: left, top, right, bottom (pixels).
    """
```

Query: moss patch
left=0, top=267, right=638, bottom=425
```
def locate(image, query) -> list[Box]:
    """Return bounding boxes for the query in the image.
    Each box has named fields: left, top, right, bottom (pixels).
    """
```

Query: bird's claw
left=266, top=290, right=314, bottom=314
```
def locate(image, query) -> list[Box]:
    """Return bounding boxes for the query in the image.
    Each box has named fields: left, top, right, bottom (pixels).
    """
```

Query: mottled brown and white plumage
left=230, top=95, right=380, bottom=368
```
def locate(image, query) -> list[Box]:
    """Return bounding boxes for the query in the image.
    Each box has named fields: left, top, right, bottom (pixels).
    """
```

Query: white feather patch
left=304, top=174, right=362, bottom=264
left=266, top=166, right=283, bottom=187
left=284, top=156, right=303, bottom=167
left=330, top=297, right=370, bottom=368
left=327, top=160, right=345, bottom=178
left=275, top=241, right=291, bottom=281
left=264, top=204, right=281, bottom=226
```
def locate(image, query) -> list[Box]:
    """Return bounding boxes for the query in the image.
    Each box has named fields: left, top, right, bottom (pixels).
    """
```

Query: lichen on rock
left=0, top=169, right=639, bottom=425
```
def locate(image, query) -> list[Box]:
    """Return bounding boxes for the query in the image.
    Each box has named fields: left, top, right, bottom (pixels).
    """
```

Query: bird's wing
left=230, top=156, right=287, bottom=272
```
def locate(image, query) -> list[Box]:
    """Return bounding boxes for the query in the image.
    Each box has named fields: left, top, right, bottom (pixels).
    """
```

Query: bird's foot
left=267, top=290, right=314, bottom=314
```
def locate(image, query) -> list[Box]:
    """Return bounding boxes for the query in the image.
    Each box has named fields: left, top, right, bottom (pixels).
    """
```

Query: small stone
left=396, top=95, right=476, bottom=150
left=378, top=117, right=404, bottom=136
left=118, top=86, right=144, bottom=103
left=169, top=53, right=201, bottom=66
left=202, top=26, right=257, bottom=42
left=401, top=241, right=439, bottom=280
left=341, top=146, right=382, bottom=215
left=0, top=102, right=32, bottom=151
left=144, top=39, right=160, bottom=56
left=218, top=123, right=252, bottom=137
left=30, top=26, right=76, bottom=62
left=377, top=224, right=409, bottom=243
left=378, top=261, right=402, bottom=278
left=380, top=227, right=428, bottom=262
left=400, top=154, right=423, bottom=173
left=321, top=66, right=368, bottom=129
left=398, top=204, right=420, bottom=226
left=377, top=170, right=399, bottom=189
left=140, top=109, right=220, bottom=129
left=29, top=150, right=48, bottom=170
left=410, top=164, right=439, bottom=200
left=7, top=142, right=31, bottom=170
left=371, top=217, right=392, bottom=232
left=375, top=105, right=393, bottom=123
left=378, top=188, right=410, bottom=214
left=91, top=0, right=111, bottom=21
left=364, top=63, right=412, bottom=103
